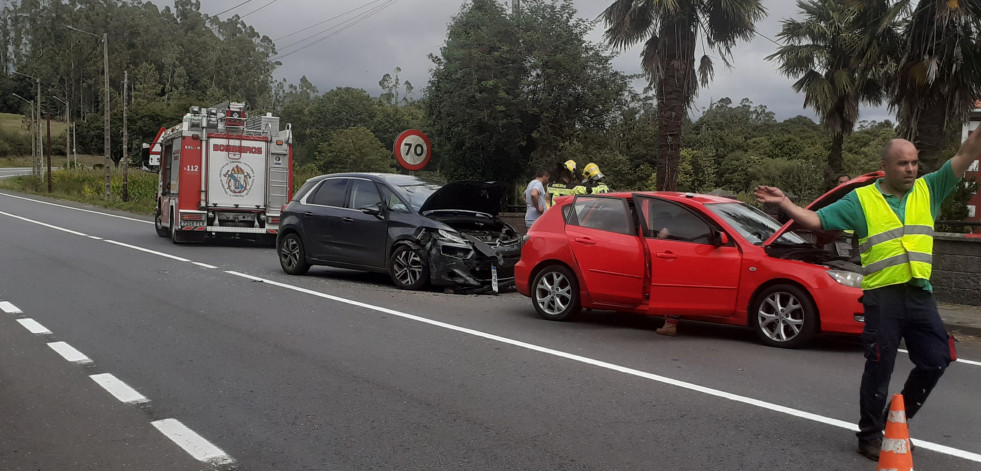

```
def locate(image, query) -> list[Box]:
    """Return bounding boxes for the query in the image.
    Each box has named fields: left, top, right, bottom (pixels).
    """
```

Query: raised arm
left=951, top=125, right=981, bottom=177
left=753, top=185, right=824, bottom=231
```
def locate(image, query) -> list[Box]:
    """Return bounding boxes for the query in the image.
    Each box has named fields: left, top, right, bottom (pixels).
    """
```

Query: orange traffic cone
left=878, top=393, right=914, bottom=471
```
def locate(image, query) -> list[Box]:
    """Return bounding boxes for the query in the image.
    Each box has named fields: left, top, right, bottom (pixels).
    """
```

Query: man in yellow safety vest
left=754, top=126, right=981, bottom=461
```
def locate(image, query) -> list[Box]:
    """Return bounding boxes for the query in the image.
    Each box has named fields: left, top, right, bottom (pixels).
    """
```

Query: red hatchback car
left=515, top=174, right=881, bottom=348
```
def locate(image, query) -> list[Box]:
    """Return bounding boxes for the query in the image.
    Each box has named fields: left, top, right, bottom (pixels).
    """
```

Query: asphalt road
left=1, top=191, right=980, bottom=470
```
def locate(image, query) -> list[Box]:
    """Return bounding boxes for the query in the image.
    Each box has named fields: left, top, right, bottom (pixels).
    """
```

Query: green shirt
left=815, top=160, right=961, bottom=291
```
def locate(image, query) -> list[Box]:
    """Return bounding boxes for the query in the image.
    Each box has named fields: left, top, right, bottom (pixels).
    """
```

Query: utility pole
left=67, top=25, right=111, bottom=198
left=46, top=109, right=52, bottom=192
left=52, top=95, right=70, bottom=169
left=13, top=71, right=42, bottom=176
left=122, top=70, right=129, bottom=202
left=11, top=93, right=35, bottom=169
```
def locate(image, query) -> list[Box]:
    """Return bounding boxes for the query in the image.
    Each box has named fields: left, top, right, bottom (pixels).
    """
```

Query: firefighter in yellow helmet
left=572, top=162, right=610, bottom=194
left=546, top=160, right=577, bottom=207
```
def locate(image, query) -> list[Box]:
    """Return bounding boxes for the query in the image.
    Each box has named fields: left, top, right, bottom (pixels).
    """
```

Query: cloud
left=203, top=0, right=894, bottom=123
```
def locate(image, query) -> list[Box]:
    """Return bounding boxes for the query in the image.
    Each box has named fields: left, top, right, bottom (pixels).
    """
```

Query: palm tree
left=887, top=0, right=981, bottom=172
left=601, top=0, right=765, bottom=191
left=766, top=0, right=887, bottom=190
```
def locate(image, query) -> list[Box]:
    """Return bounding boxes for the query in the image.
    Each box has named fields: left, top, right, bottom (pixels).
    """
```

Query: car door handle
left=574, top=237, right=596, bottom=245
left=303, top=211, right=313, bottom=216
left=342, top=217, right=354, bottom=223
left=656, top=252, right=677, bottom=259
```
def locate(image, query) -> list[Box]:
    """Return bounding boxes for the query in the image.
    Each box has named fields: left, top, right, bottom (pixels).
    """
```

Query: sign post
left=394, top=129, right=432, bottom=171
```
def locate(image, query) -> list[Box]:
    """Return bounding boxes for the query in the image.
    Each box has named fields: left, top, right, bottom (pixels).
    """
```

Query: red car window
left=571, top=197, right=632, bottom=235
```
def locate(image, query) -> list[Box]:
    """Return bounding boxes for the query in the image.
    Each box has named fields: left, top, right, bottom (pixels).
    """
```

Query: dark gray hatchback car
left=277, top=173, right=522, bottom=291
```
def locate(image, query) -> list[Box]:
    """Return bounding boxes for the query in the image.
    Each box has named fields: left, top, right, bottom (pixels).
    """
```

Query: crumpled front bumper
left=427, top=235, right=521, bottom=291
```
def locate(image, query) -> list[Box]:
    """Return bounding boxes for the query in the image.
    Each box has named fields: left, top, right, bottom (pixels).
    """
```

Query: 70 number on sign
left=399, top=135, right=428, bottom=166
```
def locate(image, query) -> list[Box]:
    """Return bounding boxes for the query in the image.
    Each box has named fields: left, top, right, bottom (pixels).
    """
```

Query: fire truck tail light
left=269, top=217, right=280, bottom=225
left=191, top=133, right=200, bottom=140
left=276, top=140, right=284, bottom=146
left=182, top=213, right=205, bottom=221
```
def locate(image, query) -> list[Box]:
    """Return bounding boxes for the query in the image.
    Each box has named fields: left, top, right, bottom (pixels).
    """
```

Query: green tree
left=767, top=0, right=886, bottom=190
left=882, top=0, right=981, bottom=172
left=602, top=0, right=766, bottom=191
left=427, top=0, right=629, bottom=183
left=316, top=126, right=394, bottom=174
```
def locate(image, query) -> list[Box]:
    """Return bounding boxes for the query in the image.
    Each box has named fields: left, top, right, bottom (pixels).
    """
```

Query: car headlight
left=436, top=229, right=467, bottom=244
left=827, top=269, right=863, bottom=288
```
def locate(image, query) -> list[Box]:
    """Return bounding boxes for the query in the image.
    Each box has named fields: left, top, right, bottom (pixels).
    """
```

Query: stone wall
left=933, top=233, right=981, bottom=306
left=503, top=212, right=981, bottom=306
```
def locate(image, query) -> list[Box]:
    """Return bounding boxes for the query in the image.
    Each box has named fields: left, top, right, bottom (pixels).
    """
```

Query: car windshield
left=704, top=202, right=807, bottom=246
left=393, top=181, right=444, bottom=212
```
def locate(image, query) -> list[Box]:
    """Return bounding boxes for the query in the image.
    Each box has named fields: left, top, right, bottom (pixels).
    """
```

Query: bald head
left=879, top=138, right=919, bottom=194
left=881, top=139, right=917, bottom=163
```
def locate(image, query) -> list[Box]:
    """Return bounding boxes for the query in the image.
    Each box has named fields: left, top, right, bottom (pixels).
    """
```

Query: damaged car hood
left=419, top=181, right=506, bottom=216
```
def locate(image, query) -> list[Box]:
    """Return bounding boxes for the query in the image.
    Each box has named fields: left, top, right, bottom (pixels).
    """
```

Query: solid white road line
left=898, top=347, right=981, bottom=367
left=89, top=373, right=149, bottom=404
left=225, top=269, right=981, bottom=464
left=0, top=192, right=151, bottom=224
left=47, top=341, right=93, bottom=365
left=2, top=201, right=980, bottom=463
left=0, top=210, right=88, bottom=236
left=103, top=240, right=190, bottom=262
left=0, top=301, right=22, bottom=314
left=16, top=318, right=52, bottom=335
left=151, top=419, right=234, bottom=465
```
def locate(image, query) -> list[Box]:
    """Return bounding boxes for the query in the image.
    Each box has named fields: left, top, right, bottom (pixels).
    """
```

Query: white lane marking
left=90, top=373, right=149, bottom=404
left=225, top=269, right=981, bottom=464
left=899, top=348, right=981, bottom=367
left=47, top=341, right=93, bottom=365
left=151, top=419, right=234, bottom=465
left=0, top=210, right=88, bottom=236
left=2, top=204, right=979, bottom=462
left=0, top=192, right=151, bottom=224
left=16, top=318, right=52, bottom=335
left=192, top=262, right=217, bottom=269
left=103, top=240, right=190, bottom=262
left=88, top=235, right=103, bottom=240
left=0, top=301, right=22, bottom=314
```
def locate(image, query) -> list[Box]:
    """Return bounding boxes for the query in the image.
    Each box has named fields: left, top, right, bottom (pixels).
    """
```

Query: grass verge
left=0, top=167, right=158, bottom=215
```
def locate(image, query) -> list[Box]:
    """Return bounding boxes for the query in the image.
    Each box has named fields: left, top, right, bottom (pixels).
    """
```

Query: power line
left=242, top=0, right=281, bottom=19
left=215, top=0, right=255, bottom=17
left=272, top=0, right=399, bottom=61
left=273, top=0, right=390, bottom=42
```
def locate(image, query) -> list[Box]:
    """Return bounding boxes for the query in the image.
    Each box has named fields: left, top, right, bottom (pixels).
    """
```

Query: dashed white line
left=3, top=197, right=980, bottom=464
left=16, top=318, right=52, bottom=335
left=192, top=262, right=218, bottom=269
left=0, top=301, right=22, bottom=314
left=47, top=341, right=93, bottom=365
left=90, top=373, right=149, bottom=404
left=151, top=419, right=234, bottom=465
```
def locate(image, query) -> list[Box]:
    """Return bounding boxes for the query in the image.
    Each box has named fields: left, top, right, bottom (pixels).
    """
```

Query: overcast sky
left=197, top=0, right=894, bottom=123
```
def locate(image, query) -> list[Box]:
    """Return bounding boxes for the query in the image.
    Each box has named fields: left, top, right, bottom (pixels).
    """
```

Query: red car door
left=635, top=196, right=741, bottom=317
left=565, top=196, right=646, bottom=307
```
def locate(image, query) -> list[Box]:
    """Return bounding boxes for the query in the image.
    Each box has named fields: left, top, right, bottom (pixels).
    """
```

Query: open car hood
left=419, top=181, right=506, bottom=216
left=763, top=171, right=883, bottom=247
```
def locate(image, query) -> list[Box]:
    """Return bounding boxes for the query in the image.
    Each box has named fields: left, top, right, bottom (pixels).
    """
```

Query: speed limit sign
left=394, top=129, right=432, bottom=171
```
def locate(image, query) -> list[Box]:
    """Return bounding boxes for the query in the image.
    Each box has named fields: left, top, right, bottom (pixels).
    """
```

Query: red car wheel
left=531, top=265, right=581, bottom=321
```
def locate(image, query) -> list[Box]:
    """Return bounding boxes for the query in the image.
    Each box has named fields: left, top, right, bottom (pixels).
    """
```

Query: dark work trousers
left=857, top=283, right=951, bottom=442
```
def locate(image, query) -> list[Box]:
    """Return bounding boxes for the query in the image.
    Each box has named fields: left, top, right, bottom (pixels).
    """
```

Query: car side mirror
left=715, top=231, right=729, bottom=246
left=361, top=203, right=384, bottom=218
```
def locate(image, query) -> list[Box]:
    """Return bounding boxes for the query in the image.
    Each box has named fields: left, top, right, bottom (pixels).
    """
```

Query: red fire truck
left=152, top=102, right=293, bottom=244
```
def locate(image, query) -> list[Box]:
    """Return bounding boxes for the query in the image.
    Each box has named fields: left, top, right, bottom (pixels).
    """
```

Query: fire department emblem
left=220, top=162, right=254, bottom=197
